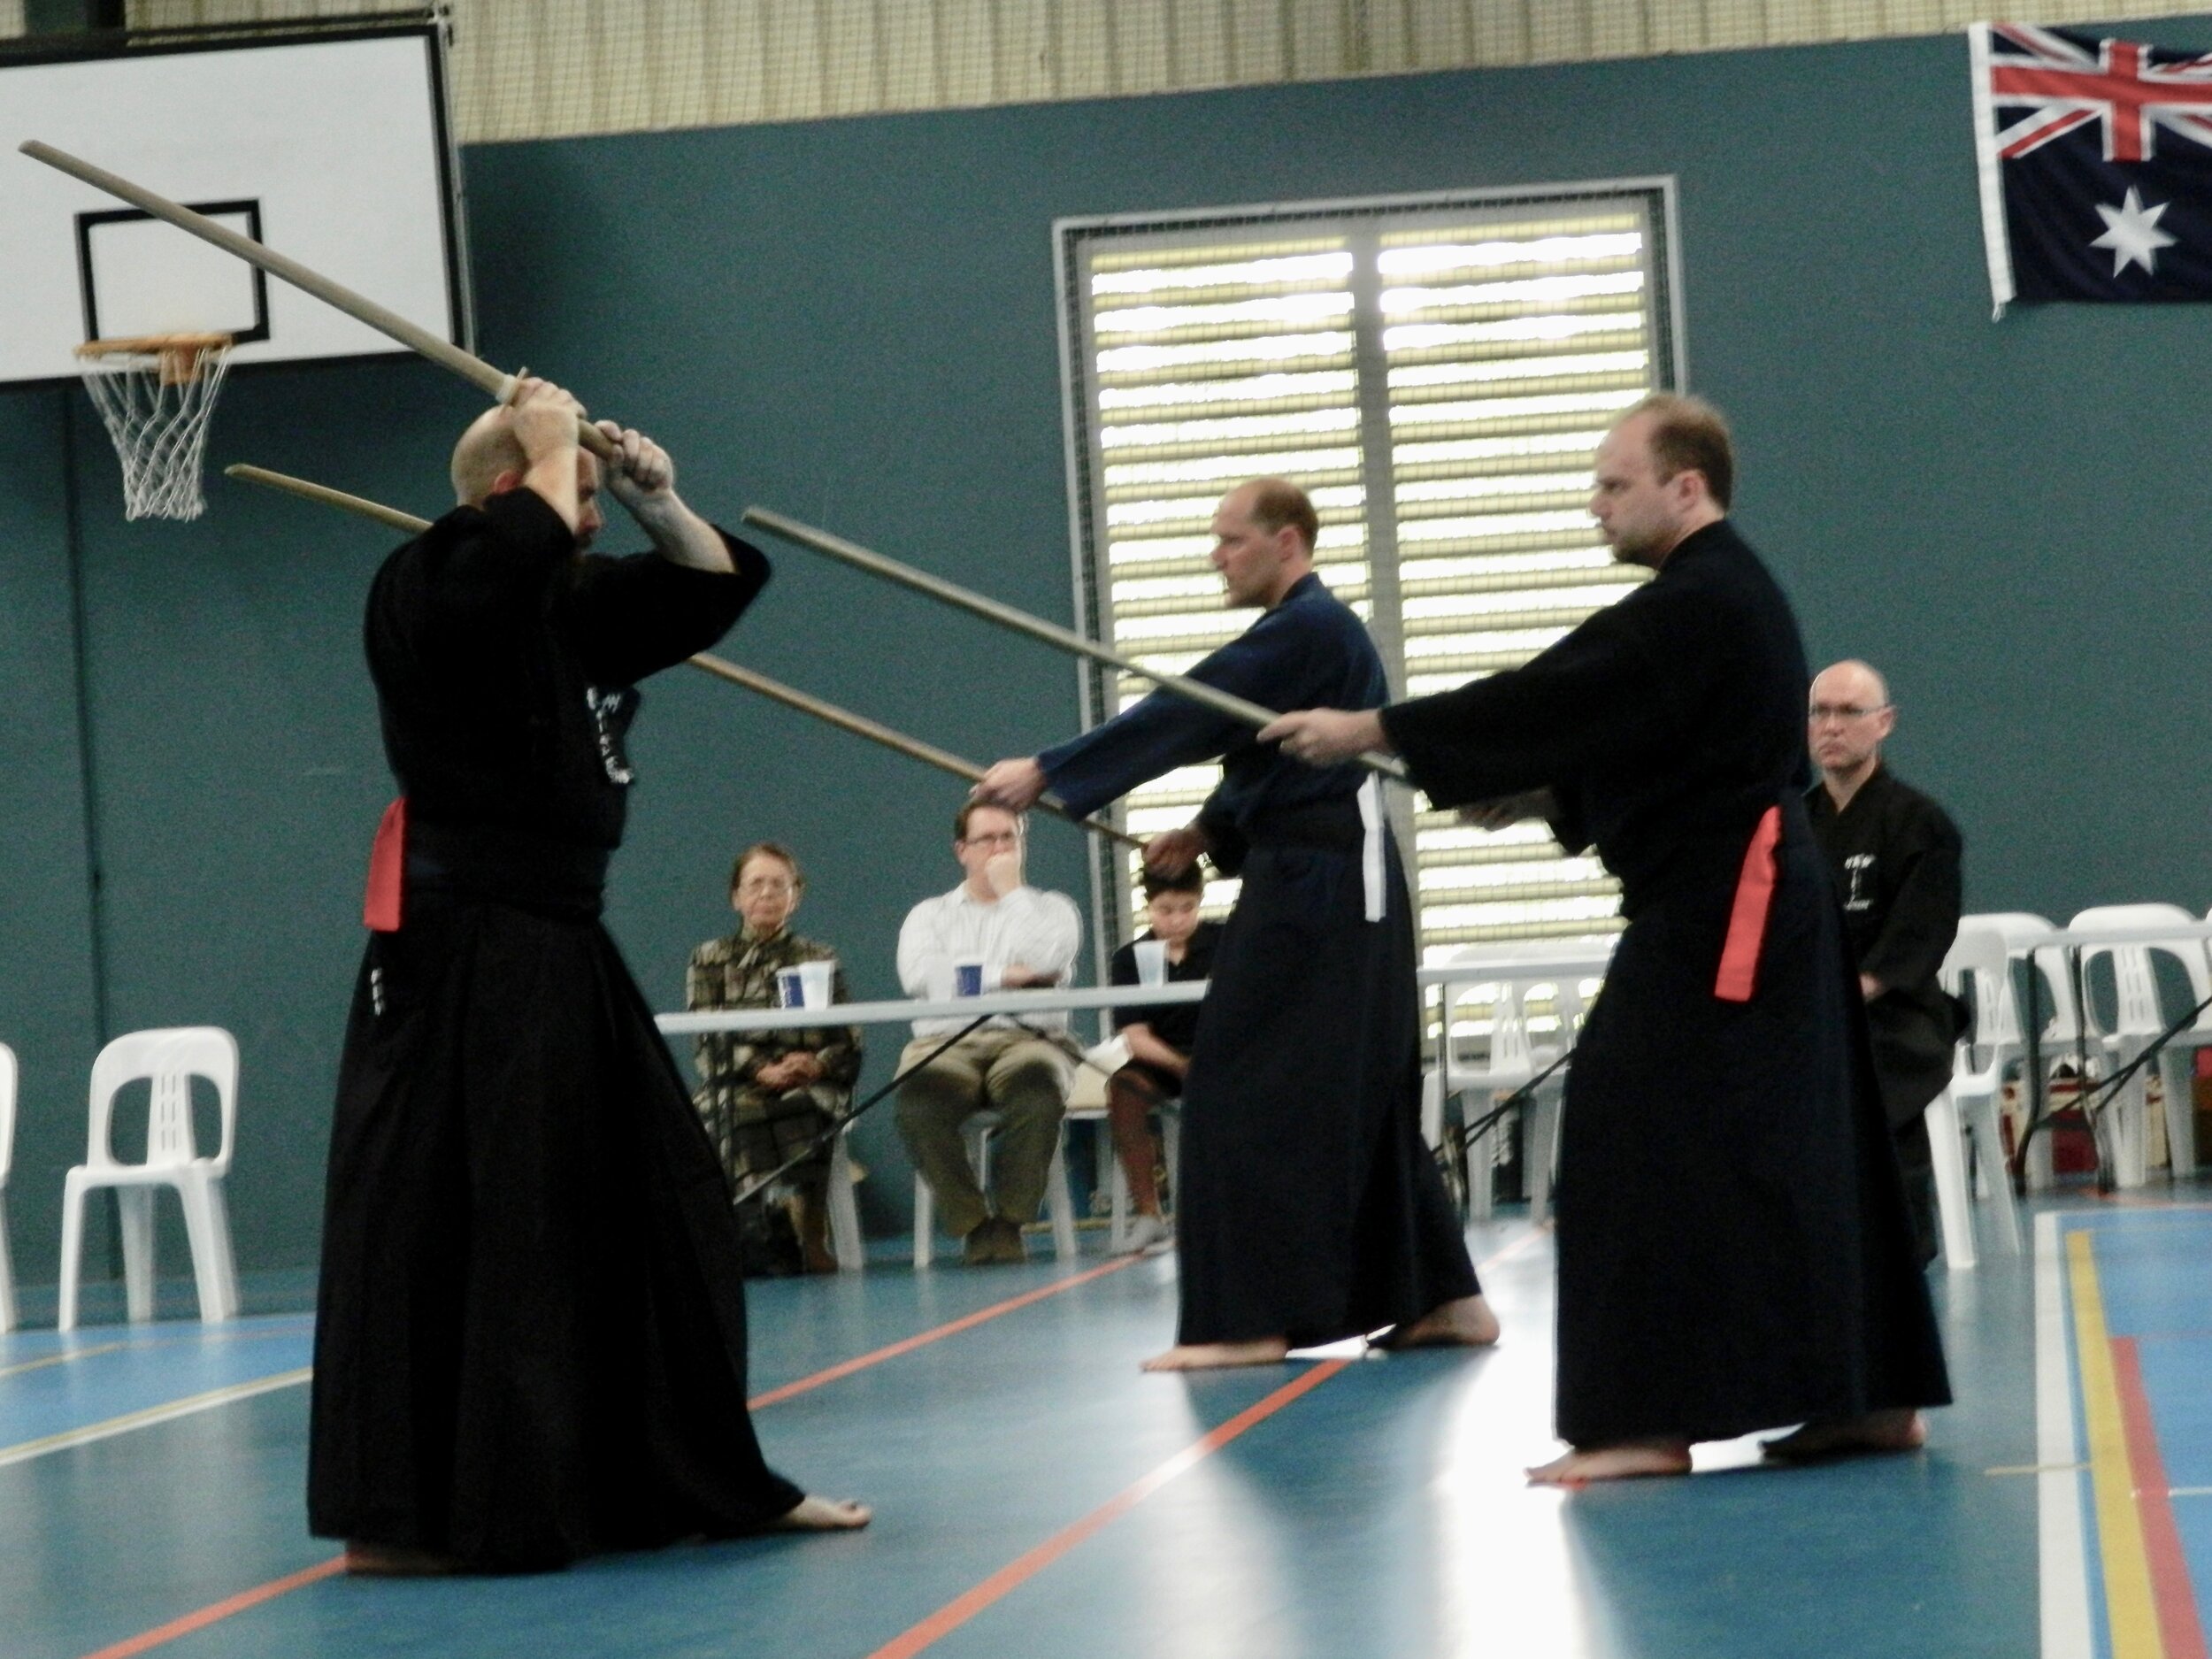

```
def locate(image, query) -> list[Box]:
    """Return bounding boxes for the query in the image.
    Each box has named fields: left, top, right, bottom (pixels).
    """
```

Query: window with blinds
left=1055, top=184, right=1679, bottom=968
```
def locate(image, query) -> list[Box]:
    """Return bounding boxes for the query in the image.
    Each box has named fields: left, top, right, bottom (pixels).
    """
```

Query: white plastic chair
left=2068, top=903, right=2212, bottom=1188
left=0, top=1043, right=17, bottom=1333
left=1960, top=911, right=2075, bottom=1192
left=1427, top=939, right=1613, bottom=1225
left=825, top=1126, right=865, bottom=1273
left=912, top=1111, right=1077, bottom=1267
left=58, top=1027, right=242, bottom=1330
left=1930, top=924, right=2024, bottom=1269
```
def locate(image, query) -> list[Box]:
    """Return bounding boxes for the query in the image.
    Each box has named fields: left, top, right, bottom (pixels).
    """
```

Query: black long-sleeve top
left=1806, top=765, right=1964, bottom=999
left=365, top=488, right=767, bottom=849
left=1379, top=520, right=1810, bottom=910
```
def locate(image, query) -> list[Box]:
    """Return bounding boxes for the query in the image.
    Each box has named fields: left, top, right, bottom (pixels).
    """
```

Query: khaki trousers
left=894, top=1029, right=1071, bottom=1239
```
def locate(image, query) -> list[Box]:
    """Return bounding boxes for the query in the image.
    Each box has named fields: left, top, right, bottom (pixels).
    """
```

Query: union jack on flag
left=1970, top=21, right=2212, bottom=310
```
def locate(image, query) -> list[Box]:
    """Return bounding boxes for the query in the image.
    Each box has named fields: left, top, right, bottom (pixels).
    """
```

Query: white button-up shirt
left=896, top=882, right=1083, bottom=1036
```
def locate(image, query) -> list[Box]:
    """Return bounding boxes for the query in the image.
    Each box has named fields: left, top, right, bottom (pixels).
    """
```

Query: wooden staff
left=741, top=506, right=1409, bottom=780
left=219, top=465, right=1141, bottom=849
left=21, top=140, right=617, bottom=461
left=680, top=656, right=1141, bottom=847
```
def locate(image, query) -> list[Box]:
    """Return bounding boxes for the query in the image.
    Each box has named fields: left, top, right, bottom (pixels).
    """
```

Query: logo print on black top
left=1844, top=854, right=1875, bottom=912
left=587, top=687, right=637, bottom=786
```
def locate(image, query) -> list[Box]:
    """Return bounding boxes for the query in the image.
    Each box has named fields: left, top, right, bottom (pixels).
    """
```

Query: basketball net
left=74, top=333, right=235, bottom=521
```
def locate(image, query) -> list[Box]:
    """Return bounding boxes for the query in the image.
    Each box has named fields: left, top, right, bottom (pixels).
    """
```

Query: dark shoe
left=964, top=1217, right=1026, bottom=1265
left=962, top=1219, right=1003, bottom=1265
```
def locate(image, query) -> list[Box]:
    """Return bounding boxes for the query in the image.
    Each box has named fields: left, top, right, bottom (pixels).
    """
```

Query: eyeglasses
left=1807, top=703, right=1888, bottom=723
left=737, top=878, right=797, bottom=895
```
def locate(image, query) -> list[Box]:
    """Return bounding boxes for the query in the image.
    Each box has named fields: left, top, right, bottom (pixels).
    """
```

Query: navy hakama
left=1041, top=572, right=1479, bottom=1347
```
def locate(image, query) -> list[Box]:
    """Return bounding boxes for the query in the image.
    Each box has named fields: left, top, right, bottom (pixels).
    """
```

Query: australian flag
left=1970, top=21, right=2212, bottom=311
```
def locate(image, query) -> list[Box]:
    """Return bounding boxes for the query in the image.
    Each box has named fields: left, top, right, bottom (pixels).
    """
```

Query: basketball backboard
left=0, top=25, right=465, bottom=384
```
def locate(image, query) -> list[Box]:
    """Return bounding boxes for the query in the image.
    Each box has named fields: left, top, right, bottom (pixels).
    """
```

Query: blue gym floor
left=5, top=1194, right=2207, bottom=1659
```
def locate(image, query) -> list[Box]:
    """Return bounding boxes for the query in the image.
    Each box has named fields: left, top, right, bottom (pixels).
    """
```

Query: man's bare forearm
left=634, top=495, right=733, bottom=572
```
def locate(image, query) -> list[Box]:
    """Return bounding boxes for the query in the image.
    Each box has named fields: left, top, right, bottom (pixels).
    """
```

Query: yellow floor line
left=2068, top=1227, right=2164, bottom=1659
left=0, top=1368, right=311, bottom=1471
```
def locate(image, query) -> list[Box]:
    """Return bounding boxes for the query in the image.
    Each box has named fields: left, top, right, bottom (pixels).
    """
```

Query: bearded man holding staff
left=310, top=379, right=865, bottom=1572
left=1261, top=395, right=1950, bottom=1483
left=976, top=477, right=1495, bottom=1371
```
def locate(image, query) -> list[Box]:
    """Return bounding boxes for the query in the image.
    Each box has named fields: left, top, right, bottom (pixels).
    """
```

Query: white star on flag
left=2090, top=185, right=2178, bottom=275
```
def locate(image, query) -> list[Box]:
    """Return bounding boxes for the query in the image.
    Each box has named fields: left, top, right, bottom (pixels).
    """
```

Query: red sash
left=1713, top=804, right=1781, bottom=1003
left=364, top=798, right=407, bottom=933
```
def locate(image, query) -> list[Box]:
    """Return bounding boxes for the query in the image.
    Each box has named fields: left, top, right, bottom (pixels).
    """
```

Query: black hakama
left=1041, top=572, right=1480, bottom=1347
left=307, top=489, right=803, bottom=1570
left=1381, top=521, right=1949, bottom=1445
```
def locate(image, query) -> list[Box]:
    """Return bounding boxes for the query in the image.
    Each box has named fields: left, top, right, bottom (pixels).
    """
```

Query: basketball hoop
left=74, top=332, right=235, bottom=521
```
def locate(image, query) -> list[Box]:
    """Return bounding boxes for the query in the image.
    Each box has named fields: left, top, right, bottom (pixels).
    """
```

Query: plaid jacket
left=686, top=926, right=863, bottom=1110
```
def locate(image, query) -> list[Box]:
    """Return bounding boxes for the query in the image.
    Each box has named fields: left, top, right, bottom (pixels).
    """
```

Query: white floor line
left=0, top=1340, right=128, bottom=1380
left=2038, top=1211, right=2093, bottom=1659
left=0, top=1367, right=311, bottom=1471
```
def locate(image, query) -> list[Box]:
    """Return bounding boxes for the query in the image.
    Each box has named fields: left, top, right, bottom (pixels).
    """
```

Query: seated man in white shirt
left=895, top=802, right=1082, bottom=1265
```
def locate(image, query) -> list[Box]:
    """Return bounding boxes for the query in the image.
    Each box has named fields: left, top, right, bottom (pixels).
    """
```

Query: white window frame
left=1053, top=178, right=1687, bottom=984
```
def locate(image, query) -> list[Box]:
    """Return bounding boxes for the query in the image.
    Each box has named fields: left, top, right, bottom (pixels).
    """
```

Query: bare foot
left=1141, top=1338, right=1292, bottom=1371
left=1762, top=1409, right=1927, bottom=1463
left=344, top=1541, right=459, bottom=1576
left=772, top=1494, right=872, bottom=1532
left=1380, top=1294, right=1501, bottom=1349
left=1525, top=1439, right=1694, bottom=1486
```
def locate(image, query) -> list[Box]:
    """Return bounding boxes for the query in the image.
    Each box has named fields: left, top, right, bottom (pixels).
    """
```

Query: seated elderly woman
left=687, top=841, right=863, bottom=1273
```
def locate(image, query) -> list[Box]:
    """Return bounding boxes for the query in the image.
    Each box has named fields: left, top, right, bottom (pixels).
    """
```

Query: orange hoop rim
left=75, top=332, right=234, bottom=387
left=75, top=332, right=234, bottom=357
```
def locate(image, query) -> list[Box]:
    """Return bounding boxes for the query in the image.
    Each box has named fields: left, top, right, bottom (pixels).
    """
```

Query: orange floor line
left=866, top=1357, right=1355, bottom=1659
left=78, top=1556, right=347, bottom=1659
left=866, top=1227, right=1545, bottom=1659
left=67, top=1256, right=1141, bottom=1659
left=749, top=1256, right=1141, bottom=1408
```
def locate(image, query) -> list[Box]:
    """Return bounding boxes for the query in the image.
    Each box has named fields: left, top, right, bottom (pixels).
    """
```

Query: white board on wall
left=0, top=26, right=465, bottom=385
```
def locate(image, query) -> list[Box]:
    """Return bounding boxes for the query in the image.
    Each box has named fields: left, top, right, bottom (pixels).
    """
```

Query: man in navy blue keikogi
left=976, top=478, right=1494, bottom=1371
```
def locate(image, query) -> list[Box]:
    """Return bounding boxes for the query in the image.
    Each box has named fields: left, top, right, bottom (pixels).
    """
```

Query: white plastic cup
left=1133, top=940, right=1168, bottom=987
left=798, top=959, right=835, bottom=1009
left=954, top=958, right=986, bottom=996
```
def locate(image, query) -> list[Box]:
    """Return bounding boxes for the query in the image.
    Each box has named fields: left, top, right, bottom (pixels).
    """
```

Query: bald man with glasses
left=1806, top=659, right=1967, bottom=1266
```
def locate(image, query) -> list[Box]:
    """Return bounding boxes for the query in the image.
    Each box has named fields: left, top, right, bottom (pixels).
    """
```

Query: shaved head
left=1811, top=659, right=1889, bottom=711
left=1809, top=658, right=1895, bottom=793
left=450, top=404, right=531, bottom=506
left=447, top=400, right=605, bottom=549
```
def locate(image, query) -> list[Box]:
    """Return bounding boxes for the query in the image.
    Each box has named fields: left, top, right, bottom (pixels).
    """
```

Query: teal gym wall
left=3, top=21, right=2207, bottom=1286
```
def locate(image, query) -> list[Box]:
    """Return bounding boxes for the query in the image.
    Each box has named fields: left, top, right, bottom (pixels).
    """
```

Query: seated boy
left=1105, top=864, right=1218, bottom=1254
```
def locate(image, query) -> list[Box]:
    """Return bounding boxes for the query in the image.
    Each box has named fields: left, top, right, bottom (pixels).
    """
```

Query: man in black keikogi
left=308, top=379, right=866, bottom=1573
left=975, top=478, right=1494, bottom=1371
left=1806, top=657, right=1967, bottom=1266
left=1263, top=395, right=1950, bottom=1484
